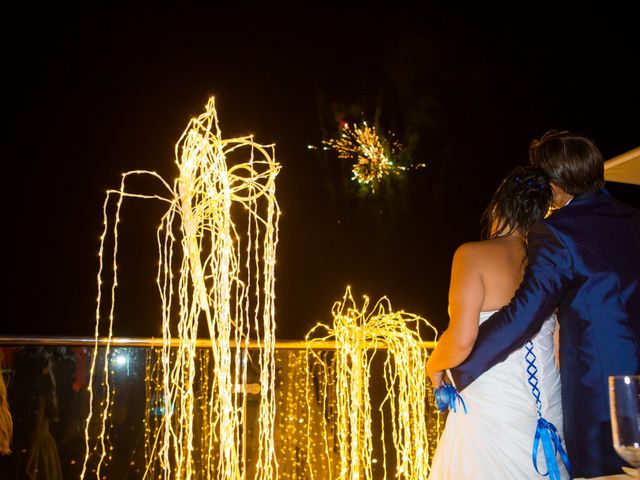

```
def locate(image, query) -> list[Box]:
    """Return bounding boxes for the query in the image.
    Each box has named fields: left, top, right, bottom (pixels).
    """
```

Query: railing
left=0, top=336, right=437, bottom=349
left=0, top=336, right=442, bottom=479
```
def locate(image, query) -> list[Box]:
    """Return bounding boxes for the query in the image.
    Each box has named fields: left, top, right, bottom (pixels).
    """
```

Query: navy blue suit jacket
left=450, top=190, right=640, bottom=478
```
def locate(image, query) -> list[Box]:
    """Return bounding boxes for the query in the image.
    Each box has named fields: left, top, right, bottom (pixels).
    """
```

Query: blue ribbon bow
left=532, top=416, right=572, bottom=479
left=525, top=339, right=571, bottom=479
left=434, top=382, right=467, bottom=414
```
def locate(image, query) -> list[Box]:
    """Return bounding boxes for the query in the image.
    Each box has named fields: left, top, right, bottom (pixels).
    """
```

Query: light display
left=80, top=97, right=444, bottom=479
left=322, top=122, right=403, bottom=191
left=305, top=287, right=439, bottom=479
left=142, top=342, right=444, bottom=479
left=82, top=97, right=281, bottom=479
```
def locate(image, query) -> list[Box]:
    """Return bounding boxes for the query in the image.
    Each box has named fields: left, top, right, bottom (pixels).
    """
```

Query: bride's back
left=471, top=235, right=526, bottom=312
left=463, top=165, right=553, bottom=313
left=441, top=166, right=553, bottom=364
left=429, top=165, right=566, bottom=479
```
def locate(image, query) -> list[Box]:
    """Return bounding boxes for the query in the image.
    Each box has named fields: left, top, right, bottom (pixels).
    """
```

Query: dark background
left=5, top=4, right=639, bottom=339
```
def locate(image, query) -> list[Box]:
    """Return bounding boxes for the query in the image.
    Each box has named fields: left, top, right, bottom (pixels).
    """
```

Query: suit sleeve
left=449, top=221, right=573, bottom=391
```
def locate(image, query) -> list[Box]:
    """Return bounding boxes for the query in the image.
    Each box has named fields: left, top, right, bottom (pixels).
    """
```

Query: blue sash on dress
left=524, top=339, right=571, bottom=479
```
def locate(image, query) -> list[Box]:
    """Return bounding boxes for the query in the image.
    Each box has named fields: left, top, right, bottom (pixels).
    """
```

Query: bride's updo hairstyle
left=482, top=166, right=552, bottom=240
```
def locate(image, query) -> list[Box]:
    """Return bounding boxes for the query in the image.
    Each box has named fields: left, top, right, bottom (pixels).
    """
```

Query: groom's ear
left=549, top=182, right=571, bottom=208
left=549, top=182, right=563, bottom=208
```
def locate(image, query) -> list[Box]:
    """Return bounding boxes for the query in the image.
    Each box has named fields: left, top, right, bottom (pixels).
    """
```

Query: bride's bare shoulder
left=454, top=238, right=502, bottom=254
left=452, top=238, right=512, bottom=265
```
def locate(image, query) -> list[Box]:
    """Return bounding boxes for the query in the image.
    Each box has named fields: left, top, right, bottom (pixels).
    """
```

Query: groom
left=449, top=131, right=640, bottom=478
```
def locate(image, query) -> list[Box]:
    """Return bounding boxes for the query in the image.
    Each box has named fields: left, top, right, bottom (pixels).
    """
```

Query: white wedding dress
left=428, top=310, right=569, bottom=479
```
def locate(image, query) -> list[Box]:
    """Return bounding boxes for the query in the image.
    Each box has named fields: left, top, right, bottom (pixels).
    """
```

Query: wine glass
left=609, top=375, right=640, bottom=468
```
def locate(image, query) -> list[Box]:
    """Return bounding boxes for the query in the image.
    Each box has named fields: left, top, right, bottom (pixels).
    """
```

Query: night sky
left=6, top=4, right=639, bottom=339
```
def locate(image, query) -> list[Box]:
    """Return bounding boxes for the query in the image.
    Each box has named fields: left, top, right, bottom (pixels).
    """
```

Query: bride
left=427, top=166, right=570, bottom=479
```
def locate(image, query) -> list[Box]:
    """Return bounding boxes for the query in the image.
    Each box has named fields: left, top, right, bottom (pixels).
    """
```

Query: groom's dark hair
left=529, top=130, right=605, bottom=196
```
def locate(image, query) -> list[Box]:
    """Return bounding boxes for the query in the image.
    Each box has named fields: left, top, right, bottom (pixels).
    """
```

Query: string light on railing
left=82, top=97, right=280, bottom=480
left=305, top=287, right=439, bottom=479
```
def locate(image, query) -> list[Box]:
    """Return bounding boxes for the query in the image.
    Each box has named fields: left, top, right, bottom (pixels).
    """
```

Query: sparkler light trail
left=82, top=97, right=280, bottom=479
left=305, top=287, right=439, bottom=479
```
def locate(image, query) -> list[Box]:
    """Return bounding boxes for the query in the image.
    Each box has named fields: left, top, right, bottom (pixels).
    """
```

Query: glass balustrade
left=0, top=338, right=443, bottom=479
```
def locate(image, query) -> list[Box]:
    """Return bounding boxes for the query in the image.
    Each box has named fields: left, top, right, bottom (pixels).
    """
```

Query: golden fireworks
left=322, top=122, right=402, bottom=191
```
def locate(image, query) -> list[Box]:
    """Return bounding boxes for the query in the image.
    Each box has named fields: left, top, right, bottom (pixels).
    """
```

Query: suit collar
left=569, top=188, right=609, bottom=205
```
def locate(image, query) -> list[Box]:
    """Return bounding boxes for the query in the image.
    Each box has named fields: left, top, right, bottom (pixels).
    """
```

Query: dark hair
left=482, top=166, right=552, bottom=239
left=529, top=130, right=605, bottom=196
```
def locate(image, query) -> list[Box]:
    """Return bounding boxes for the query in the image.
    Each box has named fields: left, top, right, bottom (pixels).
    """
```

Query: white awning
left=604, top=146, right=640, bottom=185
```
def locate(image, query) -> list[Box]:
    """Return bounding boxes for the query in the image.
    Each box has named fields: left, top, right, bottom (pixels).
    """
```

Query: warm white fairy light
left=306, top=287, right=438, bottom=479
left=82, top=97, right=280, bottom=479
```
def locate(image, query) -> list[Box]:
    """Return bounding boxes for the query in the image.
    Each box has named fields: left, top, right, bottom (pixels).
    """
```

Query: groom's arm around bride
left=449, top=131, right=640, bottom=478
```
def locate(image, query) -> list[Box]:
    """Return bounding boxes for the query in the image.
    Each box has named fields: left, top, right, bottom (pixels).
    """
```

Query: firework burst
left=322, top=122, right=403, bottom=192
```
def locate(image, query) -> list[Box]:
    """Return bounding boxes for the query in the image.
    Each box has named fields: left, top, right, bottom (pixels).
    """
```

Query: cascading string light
left=305, top=287, right=439, bottom=479
left=82, top=97, right=280, bottom=479
left=273, top=350, right=335, bottom=479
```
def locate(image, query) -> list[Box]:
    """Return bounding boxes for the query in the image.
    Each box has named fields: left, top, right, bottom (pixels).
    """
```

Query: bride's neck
left=492, top=228, right=523, bottom=241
